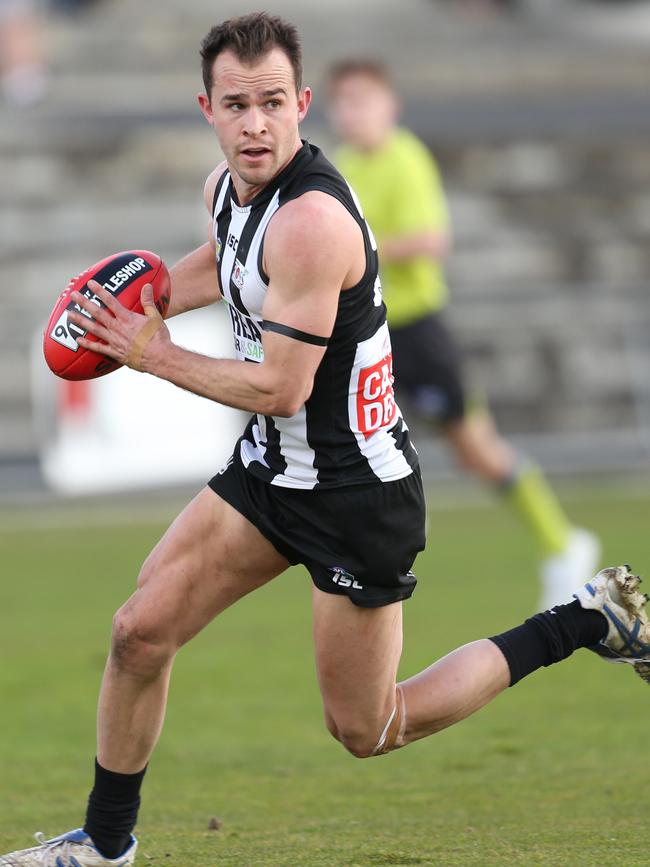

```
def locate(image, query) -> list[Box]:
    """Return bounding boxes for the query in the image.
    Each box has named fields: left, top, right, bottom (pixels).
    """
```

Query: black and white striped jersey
left=212, top=140, right=419, bottom=489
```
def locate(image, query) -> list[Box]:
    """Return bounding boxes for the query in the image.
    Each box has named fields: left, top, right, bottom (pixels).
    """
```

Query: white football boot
left=0, top=829, right=137, bottom=867
left=539, top=527, right=601, bottom=611
left=574, top=564, right=650, bottom=685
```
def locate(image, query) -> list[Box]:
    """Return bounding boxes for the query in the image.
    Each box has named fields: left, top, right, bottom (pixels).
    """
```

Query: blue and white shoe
left=574, top=564, right=650, bottom=685
left=0, top=829, right=137, bottom=866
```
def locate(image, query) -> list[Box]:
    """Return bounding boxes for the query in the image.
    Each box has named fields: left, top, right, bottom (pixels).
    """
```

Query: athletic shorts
left=391, top=312, right=467, bottom=424
left=208, top=446, right=427, bottom=608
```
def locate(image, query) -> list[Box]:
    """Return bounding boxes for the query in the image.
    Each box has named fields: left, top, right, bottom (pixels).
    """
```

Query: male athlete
left=3, top=13, right=648, bottom=867
left=327, top=60, right=600, bottom=611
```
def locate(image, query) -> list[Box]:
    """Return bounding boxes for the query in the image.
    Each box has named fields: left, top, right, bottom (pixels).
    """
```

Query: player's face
left=328, top=74, right=397, bottom=151
left=199, top=48, right=311, bottom=197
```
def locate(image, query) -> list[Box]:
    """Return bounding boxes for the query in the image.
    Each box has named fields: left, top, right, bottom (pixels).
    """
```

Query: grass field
left=0, top=486, right=648, bottom=866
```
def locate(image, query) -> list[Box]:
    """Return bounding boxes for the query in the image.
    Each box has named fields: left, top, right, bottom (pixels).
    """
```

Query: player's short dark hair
left=200, top=12, right=303, bottom=97
left=327, top=59, right=394, bottom=93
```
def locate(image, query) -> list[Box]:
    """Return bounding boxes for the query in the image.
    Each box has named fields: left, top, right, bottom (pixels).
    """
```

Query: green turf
left=0, top=489, right=648, bottom=866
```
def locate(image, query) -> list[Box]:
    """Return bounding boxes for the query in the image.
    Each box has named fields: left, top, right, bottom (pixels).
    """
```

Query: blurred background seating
left=2, top=0, right=650, bottom=495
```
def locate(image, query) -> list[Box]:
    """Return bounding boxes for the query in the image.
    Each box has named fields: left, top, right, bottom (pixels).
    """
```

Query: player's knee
left=324, top=712, right=375, bottom=758
left=331, top=722, right=378, bottom=759
left=110, top=605, right=174, bottom=677
left=330, top=687, right=407, bottom=759
left=324, top=711, right=378, bottom=758
left=328, top=718, right=395, bottom=760
left=323, top=711, right=339, bottom=742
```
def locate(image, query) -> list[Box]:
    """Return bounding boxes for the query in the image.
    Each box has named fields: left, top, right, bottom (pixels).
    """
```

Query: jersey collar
left=229, top=140, right=314, bottom=210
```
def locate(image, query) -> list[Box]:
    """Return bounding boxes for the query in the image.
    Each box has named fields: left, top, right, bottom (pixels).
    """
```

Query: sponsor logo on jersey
left=232, top=259, right=248, bottom=290
left=330, top=567, right=363, bottom=590
left=356, top=352, right=397, bottom=439
left=226, top=301, right=264, bottom=362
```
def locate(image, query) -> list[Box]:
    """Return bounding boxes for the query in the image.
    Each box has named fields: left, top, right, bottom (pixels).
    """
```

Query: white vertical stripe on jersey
left=219, top=202, right=251, bottom=301
left=213, top=172, right=230, bottom=224
left=269, top=406, right=318, bottom=489
left=347, top=322, right=413, bottom=482
left=247, top=189, right=280, bottom=276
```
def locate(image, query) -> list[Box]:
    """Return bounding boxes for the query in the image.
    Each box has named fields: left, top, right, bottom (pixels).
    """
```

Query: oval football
left=43, top=250, right=171, bottom=381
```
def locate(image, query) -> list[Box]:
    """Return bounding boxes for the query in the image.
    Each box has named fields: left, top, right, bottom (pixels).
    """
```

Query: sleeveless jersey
left=212, top=140, right=419, bottom=490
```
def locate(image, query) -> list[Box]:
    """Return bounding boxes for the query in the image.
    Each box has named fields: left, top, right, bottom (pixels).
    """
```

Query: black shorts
left=208, top=447, right=427, bottom=608
left=391, top=312, right=467, bottom=424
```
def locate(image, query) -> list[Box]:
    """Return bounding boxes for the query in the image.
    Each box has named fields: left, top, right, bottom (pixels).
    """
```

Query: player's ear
left=198, top=92, right=214, bottom=124
left=297, top=86, right=312, bottom=123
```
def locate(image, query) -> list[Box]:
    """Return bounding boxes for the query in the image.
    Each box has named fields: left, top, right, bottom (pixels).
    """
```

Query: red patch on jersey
left=356, top=353, right=397, bottom=439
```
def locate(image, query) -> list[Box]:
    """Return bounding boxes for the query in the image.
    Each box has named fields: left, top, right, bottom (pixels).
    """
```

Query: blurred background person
left=326, top=59, right=600, bottom=610
left=0, top=0, right=47, bottom=106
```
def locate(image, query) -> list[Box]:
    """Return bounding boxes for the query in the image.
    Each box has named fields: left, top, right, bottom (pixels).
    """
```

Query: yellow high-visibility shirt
left=336, top=128, right=450, bottom=328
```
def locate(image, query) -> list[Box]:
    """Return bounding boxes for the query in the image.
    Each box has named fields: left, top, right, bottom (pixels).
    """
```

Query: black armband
left=262, top=320, right=330, bottom=347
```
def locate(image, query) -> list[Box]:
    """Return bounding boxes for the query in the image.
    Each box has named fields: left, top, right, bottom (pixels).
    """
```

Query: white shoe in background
left=539, top=528, right=601, bottom=611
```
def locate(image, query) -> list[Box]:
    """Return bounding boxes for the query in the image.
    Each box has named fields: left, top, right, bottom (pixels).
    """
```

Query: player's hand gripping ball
left=43, top=250, right=171, bottom=380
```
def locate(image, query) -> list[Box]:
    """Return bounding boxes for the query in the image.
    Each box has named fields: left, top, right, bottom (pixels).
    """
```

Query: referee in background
left=326, top=59, right=599, bottom=610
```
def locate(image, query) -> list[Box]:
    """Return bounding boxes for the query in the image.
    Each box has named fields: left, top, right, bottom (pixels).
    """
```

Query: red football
left=44, top=250, right=171, bottom=380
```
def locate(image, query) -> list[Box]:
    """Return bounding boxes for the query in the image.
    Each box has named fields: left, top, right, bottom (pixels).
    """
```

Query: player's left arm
left=67, top=193, right=356, bottom=417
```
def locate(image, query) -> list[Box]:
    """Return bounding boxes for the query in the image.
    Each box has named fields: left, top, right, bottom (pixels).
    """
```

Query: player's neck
left=231, top=137, right=303, bottom=206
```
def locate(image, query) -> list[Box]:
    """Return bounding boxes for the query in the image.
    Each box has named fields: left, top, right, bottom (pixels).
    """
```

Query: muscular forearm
left=146, top=342, right=303, bottom=418
left=166, top=243, right=220, bottom=318
left=379, top=231, right=450, bottom=264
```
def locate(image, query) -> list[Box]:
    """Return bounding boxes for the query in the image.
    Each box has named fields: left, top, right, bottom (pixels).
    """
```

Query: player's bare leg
left=312, top=588, right=509, bottom=757
left=97, top=486, right=290, bottom=774
left=313, top=568, right=650, bottom=757
left=0, top=487, right=292, bottom=866
left=396, top=641, right=510, bottom=741
left=312, top=587, right=403, bottom=756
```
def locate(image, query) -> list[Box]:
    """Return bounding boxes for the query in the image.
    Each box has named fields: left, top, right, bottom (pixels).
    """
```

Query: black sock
left=84, top=758, right=147, bottom=859
left=489, top=599, right=608, bottom=686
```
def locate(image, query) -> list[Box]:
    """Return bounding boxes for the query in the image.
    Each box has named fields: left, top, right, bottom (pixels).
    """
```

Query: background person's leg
left=442, top=408, right=515, bottom=482
left=392, top=313, right=599, bottom=606
left=443, top=410, right=570, bottom=554
left=441, top=410, right=600, bottom=608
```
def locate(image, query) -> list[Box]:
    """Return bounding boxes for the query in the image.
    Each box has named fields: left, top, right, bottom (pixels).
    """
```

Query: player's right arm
left=70, top=192, right=357, bottom=418
left=164, top=162, right=227, bottom=318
